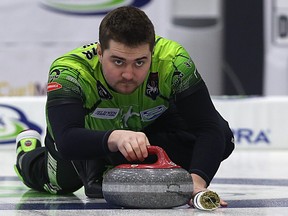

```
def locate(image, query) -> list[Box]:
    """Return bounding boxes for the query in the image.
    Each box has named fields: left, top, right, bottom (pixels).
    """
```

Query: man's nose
left=122, top=64, right=134, bottom=80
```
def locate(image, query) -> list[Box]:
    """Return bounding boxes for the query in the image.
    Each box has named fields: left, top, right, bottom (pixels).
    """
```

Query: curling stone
left=102, top=146, right=193, bottom=208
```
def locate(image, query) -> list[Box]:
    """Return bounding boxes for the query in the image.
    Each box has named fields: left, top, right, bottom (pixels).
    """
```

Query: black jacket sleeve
left=175, top=80, right=226, bottom=184
left=47, top=100, right=113, bottom=160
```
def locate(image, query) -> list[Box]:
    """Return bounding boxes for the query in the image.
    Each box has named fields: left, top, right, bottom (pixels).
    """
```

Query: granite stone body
left=102, top=167, right=193, bottom=208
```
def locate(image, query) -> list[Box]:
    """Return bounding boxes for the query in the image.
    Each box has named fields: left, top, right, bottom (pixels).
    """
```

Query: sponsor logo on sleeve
left=47, top=82, right=62, bottom=92
left=49, top=69, right=61, bottom=82
left=172, top=71, right=184, bottom=90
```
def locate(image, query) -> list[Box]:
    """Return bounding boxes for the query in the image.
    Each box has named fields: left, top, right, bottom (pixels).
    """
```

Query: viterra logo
left=232, top=128, right=271, bottom=145
left=40, top=0, right=151, bottom=15
left=0, top=104, right=42, bottom=144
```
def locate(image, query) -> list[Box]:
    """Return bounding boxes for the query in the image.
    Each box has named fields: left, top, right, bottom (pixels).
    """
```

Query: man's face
left=98, top=40, right=151, bottom=94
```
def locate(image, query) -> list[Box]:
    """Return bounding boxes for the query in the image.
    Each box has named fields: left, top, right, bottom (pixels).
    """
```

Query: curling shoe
left=14, top=130, right=42, bottom=181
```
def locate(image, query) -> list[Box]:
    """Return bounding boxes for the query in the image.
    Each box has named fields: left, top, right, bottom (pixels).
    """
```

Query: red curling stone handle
left=116, top=146, right=181, bottom=169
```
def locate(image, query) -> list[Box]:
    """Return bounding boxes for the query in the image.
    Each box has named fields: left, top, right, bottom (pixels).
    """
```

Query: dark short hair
left=99, top=6, right=155, bottom=52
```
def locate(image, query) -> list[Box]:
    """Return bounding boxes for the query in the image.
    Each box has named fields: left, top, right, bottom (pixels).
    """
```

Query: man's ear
left=97, top=43, right=102, bottom=62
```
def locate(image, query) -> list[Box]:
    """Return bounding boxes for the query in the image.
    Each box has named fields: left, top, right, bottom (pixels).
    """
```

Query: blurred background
left=2, top=4, right=288, bottom=215
left=1, top=0, right=288, bottom=149
left=2, top=0, right=285, bottom=97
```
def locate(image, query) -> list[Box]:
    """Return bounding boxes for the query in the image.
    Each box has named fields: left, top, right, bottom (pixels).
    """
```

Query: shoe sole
left=16, top=130, right=41, bottom=144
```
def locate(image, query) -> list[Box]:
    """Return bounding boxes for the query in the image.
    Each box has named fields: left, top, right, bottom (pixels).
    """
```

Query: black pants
left=19, top=113, right=234, bottom=195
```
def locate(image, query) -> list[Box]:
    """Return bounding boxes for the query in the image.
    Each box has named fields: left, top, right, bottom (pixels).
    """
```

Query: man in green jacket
left=15, top=6, right=234, bottom=209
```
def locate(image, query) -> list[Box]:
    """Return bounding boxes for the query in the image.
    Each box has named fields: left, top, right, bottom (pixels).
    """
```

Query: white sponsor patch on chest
left=91, top=108, right=120, bottom=119
left=140, top=105, right=167, bottom=122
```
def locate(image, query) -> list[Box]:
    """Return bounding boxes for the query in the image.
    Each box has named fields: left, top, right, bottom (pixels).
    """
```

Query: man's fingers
left=127, top=133, right=150, bottom=161
left=118, top=144, right=133, bottom=161
left=126, top=142, right=139, bottom=161
left=144, top=137, right=150, bottom=156
left=115, top=131, right=150, bottom=162
left=220, top=199, right=228, bottom=207
left=136, top=136, right=150, bottom=160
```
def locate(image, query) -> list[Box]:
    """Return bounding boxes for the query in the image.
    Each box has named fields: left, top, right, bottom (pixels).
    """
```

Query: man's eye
left=135, top=61, right=144, bottom=67
left=114, top=60, right=123, bottom=66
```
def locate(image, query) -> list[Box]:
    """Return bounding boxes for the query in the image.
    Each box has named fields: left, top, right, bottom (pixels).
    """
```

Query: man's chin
left=116, top=86, right=137, bottom=94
